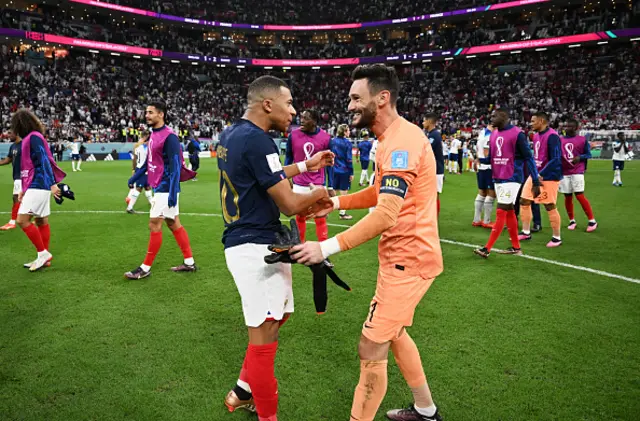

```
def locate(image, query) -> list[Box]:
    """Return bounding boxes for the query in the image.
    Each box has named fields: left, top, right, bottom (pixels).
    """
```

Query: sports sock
left=485, top=208, right=507, bottom=252
left=77, top=160, right=82, bottom=170
left=145, top=190, right=153, bottom=203
left=142, top=231, right=163, bottom=267
left=11, top=202, right=19, bottom=222
left=72, top=161, right=76, bottom=171
left=520, top=205, right=532, bottom=234
left=415, top=404, right=438, bottom=417
left=564, top=194, right=574, bottom=220
left=360, top=169, right=368, bottom=185
left=172, top=226, right=194, bottom=263
left=127, top=191, right=140, bottom=210
left=295, top=214, right=307, bottom=243
left=506, top=209, right=521, bottom=249
left=575, top=193, right=594, bottom=220
left=391, top=332, right=433, bottom=408
left=350, top=360, right=388, bottom=421
left=22, top=224, right=45, bottom=252
left=315, top=217, right=328, bottom=241
left=548, top=208, right=561, bottom=240
left=473, top=194, right=484, bottom=223
left=483, top=196, right=495, bottom=224
left=437, top=198, right=440, bottom=216
left=38, top=224, right=51, bottom=251
left=247, top=341, right=279, bottom=419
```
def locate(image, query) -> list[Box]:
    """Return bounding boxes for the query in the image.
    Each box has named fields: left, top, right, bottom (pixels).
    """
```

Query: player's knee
left=545, top=204, right=556, bottom=211
left=478, top=189, right=486, bottom=196
left=16, top=215, right=31, bottom=227
left=34, top=217, right=47, bottom=226
left=520, top=199, right=532, bottom=206
left=148, top=219, right=163, bottom=232
left=357, top=335, right=389, bottom=361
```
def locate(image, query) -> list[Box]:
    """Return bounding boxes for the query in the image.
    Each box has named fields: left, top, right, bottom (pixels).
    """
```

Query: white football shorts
left=225, top=243, right=294, bottom=328
left=13, top=179, right=22, bottom=195
left=18, top=189, right=51, bottom=218
left=436, top=174, right=444, bottom=194
left=559, top=174, right=585, bottom=194
left=150, top=192, right=179, bottom=219
left=495, top=182, right=521, bottom=205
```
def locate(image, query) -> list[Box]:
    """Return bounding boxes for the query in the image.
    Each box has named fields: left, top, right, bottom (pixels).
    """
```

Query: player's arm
left=284, top=134, right=294, bottom=166
left=246, top=137, right=329, bottom=217
left=0, top=155, right=11, bottom=166
left=539, top=134, right=562, bottom=179
left=132, top=149, right=137, bottom=172
left=164, top=134, right=181, bottom=207
left=282, top=150, right=334, bottom=179
left=579, top=140, right=592, bottom=161
left=347, top=141, right=354, bottom=177
left=517, top=133, right=541, bottom=185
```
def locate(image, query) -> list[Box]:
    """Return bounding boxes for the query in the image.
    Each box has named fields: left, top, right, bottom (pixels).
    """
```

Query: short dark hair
left=303, top=109, right=320, bottom=123
left=148, top=101, right=167, bottom=118
left=247, top=75, right=289, bottom=102
left=495, top=107, right=510, bottom=117
left=351, top=64, right=400, bottom=104
left=566, top=118, right=579, bottom=126
left=10, top=108, right=45, bottom=138
left=533, top=111, right=549, bottom=122
left=424, top=112, right=439, bottom=123
left=617, top=132, right=624, bottom=138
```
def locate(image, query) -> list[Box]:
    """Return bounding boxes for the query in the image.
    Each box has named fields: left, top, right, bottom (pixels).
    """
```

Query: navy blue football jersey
left=217, top=119, right=287, bottom=249
left=9, top=142, right=21, bottom=181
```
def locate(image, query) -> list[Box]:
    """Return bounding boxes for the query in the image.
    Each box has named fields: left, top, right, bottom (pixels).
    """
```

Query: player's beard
left=352, top=101, right=377, bottom=129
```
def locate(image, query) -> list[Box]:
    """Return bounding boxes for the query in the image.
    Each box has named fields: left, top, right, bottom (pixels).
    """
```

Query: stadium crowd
left=1, top=41, right=638, bottom=144
left=1, top=3, right=636, bottom=59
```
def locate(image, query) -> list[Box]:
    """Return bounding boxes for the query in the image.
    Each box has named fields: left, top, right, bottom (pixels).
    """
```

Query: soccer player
left=218, top=75, right=334, bottom=421
left=285, top=109, right=332, bottom=240
left=11, top=109, right=66, bottom=271
left=423, top=113, right=444, bottom=216
left=449, top=135, right=461, bottom=174
left=473, top=124, right=496, bottom=228
left=560, top=119, right=597, bottom=232
left=330, top=124, right=355, bottom=220
left=357, top=130, right=373, bottom=186
left=125, top=133, right=153, bottom=214
left=291, top=64, right=444, bottom=421
left=612, top=132, right=631, bottom=186
left=473, top=109, right=540, bottom=258
left=67, top=136, right=83, bottom=172
left=0, top=130, right=21, bottom=230
left=519, top=112, right=563, bottom=247
left=186, top=134, right=201, bottom=180
left=124, top=102, right=198, bottom=280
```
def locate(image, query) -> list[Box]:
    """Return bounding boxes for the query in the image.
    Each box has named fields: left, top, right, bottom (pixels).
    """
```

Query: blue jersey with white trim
left=217, top=119, right=287, bottom=249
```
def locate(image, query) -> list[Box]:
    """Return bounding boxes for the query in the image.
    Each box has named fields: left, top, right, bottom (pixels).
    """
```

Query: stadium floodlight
left=133, top=55, right=141, bottom=58
left=192, top=62, right=198, bottom=65
left=535, top=48, right=547, bottom=51
left=631, top=37, right=640, bottom=41
left=422, top=59, right=431, bottom=63
left=110, top=52, right=120, bottom=56
left=490, top=52, right=501, bottom=56
left=444, top=57, right=453, bottom=61
left=89, top=49, right=99, bottom=54
left=402, top=61, right=411, bottom=64
left=264, top=66, right=273, bottom=69
left=333, top=66, right=341, bottom=68
left=466, top=55, right=477, bottom=59
left=598, top=41, right=608, bottom=45
left=312, top=66, right=320, bottom=69
left=568, top=44, right=581, bottom=48
left=171, top=60, right=179, bottom=63
left=283, top=66, right=291, bottom=69
left=237, top=65, right=245, bottom=69
left=152, top=57, right=161, bottom=61
left=510, top=50, right=522, bottom=54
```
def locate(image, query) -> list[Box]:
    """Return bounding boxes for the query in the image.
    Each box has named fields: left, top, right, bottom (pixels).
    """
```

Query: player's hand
left=474, top=159, right=479, bottom=172
left=289, top=241, right=325, bottom=266
left=306, top=150, right=335, bottom=172
left=532, top=184, right=541, bottom=199
left=17, top=191, right=24, bottom=202
left=349, top=175, right=354, bottom=183
left=51, top=184, right=62, bottom=199
left=571, top=156, right=581, bottom=164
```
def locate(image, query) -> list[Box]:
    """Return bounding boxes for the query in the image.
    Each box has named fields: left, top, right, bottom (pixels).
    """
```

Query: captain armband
left=379, top=175, right=408, bottom=199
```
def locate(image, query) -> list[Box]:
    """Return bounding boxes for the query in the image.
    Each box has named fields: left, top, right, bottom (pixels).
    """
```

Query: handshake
left=265, top=219, right=350, bottom=314
left=299, top=184, right=337, bottom=220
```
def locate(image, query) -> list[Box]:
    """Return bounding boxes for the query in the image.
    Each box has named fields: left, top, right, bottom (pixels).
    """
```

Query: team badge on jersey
left=391, top=150, right=409, bottom=169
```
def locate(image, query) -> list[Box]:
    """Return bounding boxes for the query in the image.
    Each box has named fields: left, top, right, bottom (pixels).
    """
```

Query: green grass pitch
left=1, top=159, right=639, bottom=421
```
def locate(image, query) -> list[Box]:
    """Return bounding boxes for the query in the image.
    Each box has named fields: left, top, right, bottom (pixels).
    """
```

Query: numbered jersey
left=135, top=143, right=148, bottom=169
left=217, top=119, right=287, bottom=249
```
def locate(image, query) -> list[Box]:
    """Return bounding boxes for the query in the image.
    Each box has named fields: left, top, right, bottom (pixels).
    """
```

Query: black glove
left=264, top=219, right=351, bottom=314
left=54, top=183, right=76, bottom=205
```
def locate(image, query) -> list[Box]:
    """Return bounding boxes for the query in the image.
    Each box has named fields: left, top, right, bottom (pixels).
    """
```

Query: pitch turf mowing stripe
left=3, top=210, right=638, bottom=285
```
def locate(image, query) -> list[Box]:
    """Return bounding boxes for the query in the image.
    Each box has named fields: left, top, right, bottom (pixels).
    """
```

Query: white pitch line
left=2, top=210, right=639, bottom=285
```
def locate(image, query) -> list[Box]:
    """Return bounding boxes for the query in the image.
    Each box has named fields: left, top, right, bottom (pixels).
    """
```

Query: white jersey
left=69, top=142, right=81, bottom=154
left=450, top=138, right=461, bottom=154
left=612, top=141, right=630, bottom=161
left=476, top=129, right=492, bottom=170
left=443, top=143, right=449, bottom=156
left=135, top=143, right=148, bottom=169
left=369, top=139, right=379, bottom=163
